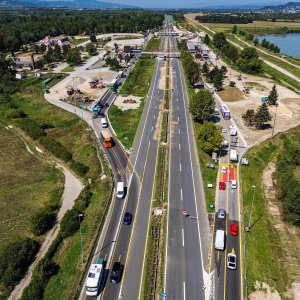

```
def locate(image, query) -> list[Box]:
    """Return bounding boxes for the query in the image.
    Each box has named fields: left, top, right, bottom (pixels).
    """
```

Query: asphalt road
left=164, top=23, right=211, bottom=300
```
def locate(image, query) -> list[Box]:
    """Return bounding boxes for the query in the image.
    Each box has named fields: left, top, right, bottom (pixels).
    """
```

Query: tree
left=66, top=47, right=81, bottom=66
left=40, top=44, right=46, bottom=53
left=213, top=72, right=223, bottom=89
left=203, top=34, right=210, bottom=45
left=189, top=90, right=215, bottom=123
left=229, top=81, right=236, bottom=87
left=253, top=38, right=259, bottom=46
left=29, top=208, right=56, bottom=236
left=33, top=44, right=40, bottom=54
left=242, top=109, right=256, bottom=127
left=222, top=43, right=239, bottom=63
left=254, top=102, right=272, bottom=129
left=90, top=34, right=97, bottom=43
left=202, top=61, right=209, bottom=74
left=62, top=44, right=70, bottom=57
left=53, top=44, right=62, bottom=61
left=213, top=32, right=227, bottom=49
left=268, top=84, right=278, bottom=106
left=86, top=43, right=97, bottom=56
left=232, top=25, right=237, bottom=34
left=197, top=121, right=224, bottom=154
left=60, top=209, right=80, bottom=238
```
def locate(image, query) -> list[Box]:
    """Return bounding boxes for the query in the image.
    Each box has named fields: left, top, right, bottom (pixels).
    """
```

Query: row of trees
left=256, top=38, right=280, bottom=53
left=0, top=10, right=164, bottom=53
left=181, top=51, right=202, bottom=86
left=195, top=14, right=253, bottom=24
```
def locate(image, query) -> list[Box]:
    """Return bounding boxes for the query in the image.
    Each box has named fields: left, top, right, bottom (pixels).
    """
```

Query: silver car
left=217, top=208, right=226, bottom=220
left=227, top=253, right=237, bottom=270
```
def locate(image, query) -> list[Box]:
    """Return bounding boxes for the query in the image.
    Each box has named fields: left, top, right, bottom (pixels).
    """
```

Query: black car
left=123, top=212, right=132, bottom=225
left=110, top=262, right=122, bottom=284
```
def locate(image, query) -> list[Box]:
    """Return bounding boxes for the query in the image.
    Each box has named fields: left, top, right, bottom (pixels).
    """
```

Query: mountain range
left=262, top=1, right=300, bottom=10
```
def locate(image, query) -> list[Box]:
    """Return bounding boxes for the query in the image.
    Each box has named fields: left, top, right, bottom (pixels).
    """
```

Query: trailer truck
left=92, top=106, right=101, bottom=118
left=230, top=149, right=238, bottom=162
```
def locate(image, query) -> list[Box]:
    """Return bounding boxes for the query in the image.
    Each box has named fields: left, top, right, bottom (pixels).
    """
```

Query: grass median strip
left=145, top=37, right=162, bottom=51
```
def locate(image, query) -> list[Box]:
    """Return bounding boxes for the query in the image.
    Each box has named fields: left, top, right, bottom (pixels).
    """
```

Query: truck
left=118, top=70, right=124, bottom=78
left=230, top=149, right=238, bottom=162
left=109, top=79, right=117, bottom=91
left=230, top=127, right=237, bottom=136
left=100, top=131, right=113, bottom=148
left=92, top=106, right=101, bottom=119
left=215, top=230, right=225, bottom=251
left=85, top=258, right=105, bottom=296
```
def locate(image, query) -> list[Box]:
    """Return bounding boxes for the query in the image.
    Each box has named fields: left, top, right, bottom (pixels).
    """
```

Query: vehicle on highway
left=217, top=208, right=226, bottom=219
left=222, top=128, right=227, bottom=133
left=116, top=182, right=125, bottom=199
left=110, top=262, right=123, bottom=284
left=109, top=79, right=118, bottom=91
left=214, top=107, right=219, bottom=115
left=230, top=223, right=239, bottom=236
left=123, top=212, right=132, bottom=225
left=214, top=229, right=225, bottom=251
left=221, top=166, right=227, bottom=173
left=231, top=180, right=237, bottom=189
left=101, top=118, right=108, bottom=128
left=227, top=251, right=237, bottom=270
left=222, top=140, right=229, bottom=147
left=85, top=258, right=105, bottom=296
left=219, top=181, right=226, bottom=190
left=230, top=127, right=237, bottom=136
left=230, top=149, right=238, bottom=162
left=100, top=131, right=114, bottom=148
left=220, top=104, right=231, bottom=120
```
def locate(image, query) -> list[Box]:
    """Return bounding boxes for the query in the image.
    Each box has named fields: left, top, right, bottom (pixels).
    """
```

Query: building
left=16, top=72, right=27, bottom=79
left=57, top=38, right=70, bottom=47
left=123, top=45, right=131, bottom=53
left=187, top=41, right=197, bottom=53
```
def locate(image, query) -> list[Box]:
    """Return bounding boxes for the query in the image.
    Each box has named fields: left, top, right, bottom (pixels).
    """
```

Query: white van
left=116, top=182, right=124, bottom=199
left=215, top=230, right=225, bottom=251
left=101, top=118, right=108, bottom=128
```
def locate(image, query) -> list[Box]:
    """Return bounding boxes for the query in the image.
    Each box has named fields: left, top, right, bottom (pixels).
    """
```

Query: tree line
left=0, top=9, right=164, bottom=53
left=195, top=14, right=253, bottom=24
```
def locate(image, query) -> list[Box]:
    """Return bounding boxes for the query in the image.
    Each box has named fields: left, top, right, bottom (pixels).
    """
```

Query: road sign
left=161, top=292, right=167, bottom=299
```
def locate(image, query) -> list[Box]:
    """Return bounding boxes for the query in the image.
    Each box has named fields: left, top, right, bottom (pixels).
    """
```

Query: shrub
left=60, top=208, right=81, bottom=238
left=5, top=108, right=27, bottom=118
left=229, top=81, right=236, bottom=87
left=0, top=238, right=40, bottom=293
left=71, top=160, right=90, bottom=177
left=18, top=119, right=45, bottom=140
left=30, top=207, right=56, bottom=236
left=39, top=136, right=72, bottom=161
left=74, top=186, right=93, bottom=211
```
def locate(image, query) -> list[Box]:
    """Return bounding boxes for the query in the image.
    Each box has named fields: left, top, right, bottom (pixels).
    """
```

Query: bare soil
left=216, top=87, right=244, bottom=102
left=114, top=95, right=142, bottom=111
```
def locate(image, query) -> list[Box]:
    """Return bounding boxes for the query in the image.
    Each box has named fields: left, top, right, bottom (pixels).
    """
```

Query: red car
left=230, top=223, right=239, bottom=236
left=219, top=181, right=226, bottom=190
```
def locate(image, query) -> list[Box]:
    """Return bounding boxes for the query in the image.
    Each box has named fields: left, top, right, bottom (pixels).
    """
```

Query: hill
left=262, top=1, right=300, bottom=10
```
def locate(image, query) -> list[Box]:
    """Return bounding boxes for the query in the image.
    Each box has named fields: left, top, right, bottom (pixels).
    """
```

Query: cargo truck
left=118, top=70, right=124, bottom=78
left=85, top=258, right=105, bottom=296
left=109, top=79, right=117, bottom=91
left=100, top=131, right=113, bottom=148
left=230, top=149, right=238, bottom=162
left=92, top=106, right=101, bottom=119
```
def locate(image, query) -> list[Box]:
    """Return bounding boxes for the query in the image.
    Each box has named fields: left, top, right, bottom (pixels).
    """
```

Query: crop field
left=0, top=126, right=63, bottom=252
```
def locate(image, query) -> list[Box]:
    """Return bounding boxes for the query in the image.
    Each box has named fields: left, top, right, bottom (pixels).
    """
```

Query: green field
left=0, top=126, right=63, bottom=252
left=61, top=66, right=75, bottom=73
left=145, top=37, right=161, bottom=51
left=71, top=37, right=90, bottom=46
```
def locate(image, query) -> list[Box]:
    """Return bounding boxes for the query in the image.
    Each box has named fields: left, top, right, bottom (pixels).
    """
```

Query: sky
left=105, top=0, right=285, bottom=8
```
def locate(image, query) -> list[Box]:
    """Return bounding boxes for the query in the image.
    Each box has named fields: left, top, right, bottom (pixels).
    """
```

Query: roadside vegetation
left=109, top=57, right=156, bottom=149
left=144, top=37, right=161, bottom=51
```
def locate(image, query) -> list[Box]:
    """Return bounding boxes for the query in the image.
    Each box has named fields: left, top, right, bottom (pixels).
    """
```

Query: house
left=123, top=45, right=131, bottom=53
left=194, top=81, right=205, bottom=89
left=187, top=41, right=197, bottom=53
left=118, top=52, right=131, bottom=63
left=57, top=38, right=70, bottom=47
left=194, top=53, right=202, bottom=60
left=16, top=72, right=26, bottom=79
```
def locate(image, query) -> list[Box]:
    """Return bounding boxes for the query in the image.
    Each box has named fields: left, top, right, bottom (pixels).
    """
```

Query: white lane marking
left=180, top=163, right=182, bottom=172
left=182, top=228, right=185, bottom=247
left=178, top=116, right=179, bottom=122
left=183, top=281, right=186, bottom=300
left=151, top=126, right=153, bottom=132
left=179, top=143, right=181, bottom=151
left=153, top=115, right=155, bottom=119
left=181, top=189, right=183, bottom=201
left=179, top=128, right=181, bottom=134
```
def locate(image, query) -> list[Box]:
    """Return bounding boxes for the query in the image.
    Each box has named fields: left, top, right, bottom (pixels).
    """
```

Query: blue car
left=123, top=212, right=132, bottom=225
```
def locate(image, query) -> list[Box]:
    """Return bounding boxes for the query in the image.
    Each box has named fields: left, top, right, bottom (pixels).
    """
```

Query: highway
left=164, top=20, right=211, bottom=300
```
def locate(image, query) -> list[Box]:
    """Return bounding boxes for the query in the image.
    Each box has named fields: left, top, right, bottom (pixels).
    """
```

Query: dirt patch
left=153, top=101, right=164, bottom=141
left=216, top=87, right=244, bottom=102
left=250, top=282, right=281, bottom=300
left=159, top=64, right=167, bottom=90
left=260, top=163, right=300, bottom=300
left=114, top=95, right=142, bottom=111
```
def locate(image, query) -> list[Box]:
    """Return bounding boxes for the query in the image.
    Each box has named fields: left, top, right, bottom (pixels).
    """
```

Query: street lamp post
left=247, top=186, right=256, bottom=231
left=78, top=214, right=84, bottom=264
left=271, top=102, right=279, bottom=139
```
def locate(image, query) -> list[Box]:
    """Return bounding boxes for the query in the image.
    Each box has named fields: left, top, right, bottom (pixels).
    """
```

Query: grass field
left=0, top=126, right=64, bottom=252
left=114, top=35, right=141, bottom=40
left=61, top=66, right=75, bottom=73
left=144, top=37, right=161, bottom=51
left=43, top=177, right=112, bottom=300
left=71, top=38, right=90, bottom=46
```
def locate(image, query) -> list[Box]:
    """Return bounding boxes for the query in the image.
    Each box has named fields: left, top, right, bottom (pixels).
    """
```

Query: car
left=222, top=128, right=227, bottom=133
left=123, top=212, right=132, bottom=225
left=227, top=252, right=237, bottom=270
left=230, top=223, right=239, bottom=236
left=219, top=182, right=226, bottom=190
left=231, top=180, right=237, bottom=189
left=217, top=208, right=226, bottom=219
left=221, top=166, right=227, bottom=173
left=110, top=262, right=123, bottom=283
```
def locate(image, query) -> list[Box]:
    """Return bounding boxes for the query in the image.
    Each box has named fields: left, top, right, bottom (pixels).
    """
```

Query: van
left=215, top=229, right=225, bottom=251
left=101, top=118, right=108, bottom=128
left=116, top=182, right=124, bottom=199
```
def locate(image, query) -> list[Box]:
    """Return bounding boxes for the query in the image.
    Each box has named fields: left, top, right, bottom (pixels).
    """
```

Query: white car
left=221, top=166, right=227, bottom=173
left=227, top=253, right=237, bottom=270
left=222, top=128, right=227, bottom=133
left=231, top=180, right=237, bottom=189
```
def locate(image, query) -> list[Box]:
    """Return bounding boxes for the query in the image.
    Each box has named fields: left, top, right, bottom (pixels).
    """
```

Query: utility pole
left=271, top=102, right=279, bottom=139
left=78, top=213, right=84, bottom=264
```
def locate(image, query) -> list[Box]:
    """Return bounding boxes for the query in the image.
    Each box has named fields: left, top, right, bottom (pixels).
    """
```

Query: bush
left=39, top=136, right=72, bottom=161
left=18, top=119, right=45, bottom=140
left=5, top=108, right=27, bottom=118
left=60, top=208, right=81, bottom=238
left=74, top=186, right=93, bottom=211
left=30, top=207, right=56, bottom=236
left=229, top=81, right=236, bottom=87
left=71, top=160, right=90, bottom=177
left=0, top=238, right=40, bottom=293
left=45, top=234, right=63, bottom=260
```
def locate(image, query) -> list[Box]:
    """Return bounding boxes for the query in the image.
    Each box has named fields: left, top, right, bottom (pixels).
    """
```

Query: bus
left=100, top=131, right=113, bottom=148
left=85, top=258, right=105, bottom=296
left=220, top=104, right=231, bottom=120
left=109, top=79, right=117, bottom=91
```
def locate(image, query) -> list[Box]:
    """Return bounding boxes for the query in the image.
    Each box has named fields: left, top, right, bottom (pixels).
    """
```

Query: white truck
left=85, top=258, right=105, bottom=296
left=230, top=127, right=237, bottom=136
left=215, top=230, right=225, bottom=251
left=230, top=149, right=238, bottom=162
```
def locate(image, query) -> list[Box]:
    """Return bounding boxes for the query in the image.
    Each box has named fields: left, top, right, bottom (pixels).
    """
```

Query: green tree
left=189, top=90, right=215, bottom=123
left=253, top=38, right=259, bottom=46
left=232, top=24, right=237, bottom=34
left=213, top=32, right=227, bottom=49
left=90, top=34, right=97, bottom=43
left=268, top=84, right=278, bottom=105
left=203, top=34, right=210, bottom=45
left=242, top=109, right=256, bottom=127
left=53, top=44, right=62, bottom=61
left=86, top=43, right=97, bottom=56
left=60, top=209, right=80, bottom=238
left=202, top=61, right=209, bottom=74
left=29, top=208, right=56, bottom=236
left=254, top=102, right=272, bottom=129
left=62, top=44, right=70, bottom=57
left=40, top=44, right=46, bottom=53
left=66, top=47, right=81, bottom=66
left=33, top=44, right=40, bottom=54
left=197, top=121, right=224, bottom=154
left=213, top=72, right=223, bottom=89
